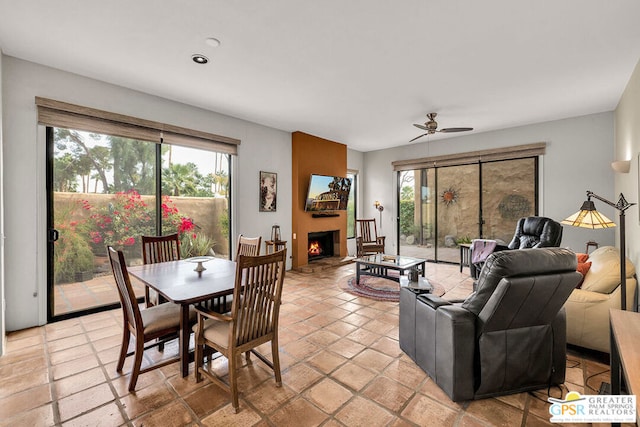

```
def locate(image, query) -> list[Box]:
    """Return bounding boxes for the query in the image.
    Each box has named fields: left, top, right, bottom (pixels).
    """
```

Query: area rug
left=339, top=275, right=445, bottom=302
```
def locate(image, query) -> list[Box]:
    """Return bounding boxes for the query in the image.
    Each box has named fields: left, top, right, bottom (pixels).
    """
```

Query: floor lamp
left=562, top=190, right=635, bottom=310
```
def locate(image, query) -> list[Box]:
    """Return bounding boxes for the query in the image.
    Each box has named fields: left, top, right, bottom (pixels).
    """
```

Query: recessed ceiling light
left=191, top=54, right=209, bottom=64
left=205, top=37, right=221, bottom=48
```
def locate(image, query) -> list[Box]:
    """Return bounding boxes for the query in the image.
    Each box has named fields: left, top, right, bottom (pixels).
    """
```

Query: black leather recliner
left=400, top=248, right=581, bottom=402
left=470, top=216, right=563, bottom=279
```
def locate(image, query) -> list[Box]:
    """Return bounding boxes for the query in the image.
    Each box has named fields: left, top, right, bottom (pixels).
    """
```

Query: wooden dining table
left=128, top=257, right=236, bottom=377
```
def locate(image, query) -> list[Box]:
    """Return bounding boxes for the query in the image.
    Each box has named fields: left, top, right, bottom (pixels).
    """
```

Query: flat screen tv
left=304, top=174, right=352, bottom=212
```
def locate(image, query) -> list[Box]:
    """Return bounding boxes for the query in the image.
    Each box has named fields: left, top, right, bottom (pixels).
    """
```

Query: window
left=40, top=98, right=238, bottom=320
left=347, top=171, right=357, bottom=238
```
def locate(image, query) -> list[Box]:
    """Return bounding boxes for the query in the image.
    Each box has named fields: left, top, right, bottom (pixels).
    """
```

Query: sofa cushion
left=576, top=253, right=589, bottom=263
left=580, top=246, right=635, bottom=294
left=575, top=261, right=591, bottom=288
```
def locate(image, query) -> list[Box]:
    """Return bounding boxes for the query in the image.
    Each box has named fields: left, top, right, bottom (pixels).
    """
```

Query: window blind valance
left=35, top=97, right=240, bottom=154
left=391, top=142, right=546, bottom=171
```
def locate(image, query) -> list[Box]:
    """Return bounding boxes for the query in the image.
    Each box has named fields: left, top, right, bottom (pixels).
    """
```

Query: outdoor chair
left=194, top=249, right=287, bottom=413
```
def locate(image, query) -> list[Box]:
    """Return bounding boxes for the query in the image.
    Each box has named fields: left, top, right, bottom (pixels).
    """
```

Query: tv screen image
left=304, top=174, right=352, bottom=212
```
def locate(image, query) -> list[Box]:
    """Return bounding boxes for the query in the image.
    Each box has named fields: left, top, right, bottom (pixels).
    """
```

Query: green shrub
left=180, top=232, right=216, bottom=258
left=399, top=200, right=415, bottom=235
left=54, top=202, right=94, bottom=283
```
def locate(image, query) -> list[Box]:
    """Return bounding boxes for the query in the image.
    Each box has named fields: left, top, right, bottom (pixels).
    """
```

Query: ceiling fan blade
left=413, top=124, right=429, bottom=131
left=409, top=133, right=428, bottom=142
left=439, top=127, right=474, bottom=133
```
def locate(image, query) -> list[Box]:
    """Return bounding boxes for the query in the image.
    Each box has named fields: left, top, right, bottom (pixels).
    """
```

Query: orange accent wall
left=292, top=131, right=348, bottom=268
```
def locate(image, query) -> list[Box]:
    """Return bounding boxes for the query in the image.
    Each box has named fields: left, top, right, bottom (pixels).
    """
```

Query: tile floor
left=0, top=262, right=624, bottom=426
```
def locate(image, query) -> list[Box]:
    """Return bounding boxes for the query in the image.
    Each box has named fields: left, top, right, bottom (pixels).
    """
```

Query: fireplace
left=307, top=231, right=338, bottom=262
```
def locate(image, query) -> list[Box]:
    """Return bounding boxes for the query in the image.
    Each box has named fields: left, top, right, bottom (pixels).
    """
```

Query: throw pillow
left=576, top=261, right=592, bottom=288
left=576, top=253, right=589, bottom=263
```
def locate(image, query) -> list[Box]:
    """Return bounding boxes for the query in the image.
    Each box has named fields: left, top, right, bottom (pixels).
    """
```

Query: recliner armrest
left=417, top=293, right=452, bottom=310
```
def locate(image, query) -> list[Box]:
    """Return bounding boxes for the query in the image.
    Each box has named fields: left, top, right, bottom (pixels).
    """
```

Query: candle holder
left=271, top=225, right=281, bottom=242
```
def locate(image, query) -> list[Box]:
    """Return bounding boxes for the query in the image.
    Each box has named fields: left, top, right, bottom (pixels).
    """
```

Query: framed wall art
left=260, top=171, right=277, bottom=212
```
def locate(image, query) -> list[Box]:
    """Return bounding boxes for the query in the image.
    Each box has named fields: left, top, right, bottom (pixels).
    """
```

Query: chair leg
left=116, top=327, right=130, bottom=372
left=245, top=350, right=251, bottom=364
left=229, top=351, right=239, bottom=413
left=271, top=339, right=282, bottom=386
left=128, top=337, right=145, bottom=392
left=194, top=335, right=203, bottom=383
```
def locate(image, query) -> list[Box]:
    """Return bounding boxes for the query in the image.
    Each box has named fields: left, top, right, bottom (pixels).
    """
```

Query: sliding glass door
left=47, top=127, right=231, bottom=320
left=398, top=157, right=538, bottom=264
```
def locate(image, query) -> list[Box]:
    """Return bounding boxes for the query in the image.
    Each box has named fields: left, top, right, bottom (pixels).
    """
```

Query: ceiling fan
left=410, top=113, right=473, bottom=142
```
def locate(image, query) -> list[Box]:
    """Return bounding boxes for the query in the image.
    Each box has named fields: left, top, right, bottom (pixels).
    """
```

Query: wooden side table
left=265, top=240, right=287, bottom=254
left=610, top=308, right=640, bottom=426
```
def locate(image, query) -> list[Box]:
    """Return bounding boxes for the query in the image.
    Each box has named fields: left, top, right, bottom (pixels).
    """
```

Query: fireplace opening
left=308, top=231, right=336, bottom=262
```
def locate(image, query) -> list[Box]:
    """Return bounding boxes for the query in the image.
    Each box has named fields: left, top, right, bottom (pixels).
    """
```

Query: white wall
left=362, top=113, right=616, bottom=255
left=0, top=50, right=5, bottom=354
left=615, top=58, right=640, bottom=292
left=2, top=55, right=292, bottom=331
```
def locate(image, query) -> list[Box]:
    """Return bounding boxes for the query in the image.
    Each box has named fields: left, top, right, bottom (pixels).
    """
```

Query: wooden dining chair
left=108, top=246, right=188, bottom=392
left=142, top=233, right=181, bottom=308
left=235, top=234, right=261, bottom=259
left=194, top=249, right=287, bottom=413
left=355, top=218, right=385, bottom=257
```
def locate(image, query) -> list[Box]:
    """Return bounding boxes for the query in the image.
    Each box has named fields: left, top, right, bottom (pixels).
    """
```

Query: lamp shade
left=561, top=200, right=616, bottom=229
left=611, top=160, right=631, bottom=174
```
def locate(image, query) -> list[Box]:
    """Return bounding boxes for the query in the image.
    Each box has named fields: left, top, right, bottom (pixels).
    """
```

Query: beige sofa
left=565, top=246, right=637, bottom=353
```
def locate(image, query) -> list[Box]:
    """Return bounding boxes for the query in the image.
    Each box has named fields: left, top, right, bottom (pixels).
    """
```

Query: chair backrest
left=236, top=234, right=261, bottom=259
left=462, top=247, right=580, bottom=317
left=142, top=233, right=181, bottom=264
left=230, top=249, right=286, bottom=348
left=355, top=219, right=379, bottom=243
left=507, top=216, right=563, bottom=249
left=108, top=246, right=143, bottom=334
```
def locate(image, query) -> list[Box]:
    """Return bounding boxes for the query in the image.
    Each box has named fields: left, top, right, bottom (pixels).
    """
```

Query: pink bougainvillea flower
left=178, top=217, right=195, bottom=233
left=123, top=237, right=135, bottom=246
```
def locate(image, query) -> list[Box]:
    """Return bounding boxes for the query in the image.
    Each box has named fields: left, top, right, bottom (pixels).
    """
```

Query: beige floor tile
left=201, top=403, right=262, bottom=426
left=352, top=348, right=394, bottom=372
left=335, top=395, right=395, bottom=427
left=268, top=397, right=329, bottom=426
left=304, top=377, right=353, bottom=414
left=119, top=382, right=176, bottom=420
left=0, top=403, right=55, bottom=427
left=464, top=398, right=524, bottom=426
left=183, top=382, right=230, bottom=418
left=132, top=400, right=195, bottom=426
left=244, top=381, right=297, bottom=414
left=54, top=366, right=107, bottom=399
left=362, top=376, right=415, bottom=412
left=327, top=337, right=366, bottom=359
left=331, top=361, right=377, bottom=391
left=281, top=362, right=323, bottom=393
left=0, top=383, right=52, bottom=420
left=307, top=350, right=347, bottom=374
left=401, top=393, right=460, bottom=426
left=61, top=402, right=125, bottom=427
left=58, top=382, right=115, bottom=422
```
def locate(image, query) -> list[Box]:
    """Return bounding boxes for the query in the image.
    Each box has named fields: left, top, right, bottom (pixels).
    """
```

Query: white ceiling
left=1, top=1, right=640, bottom=152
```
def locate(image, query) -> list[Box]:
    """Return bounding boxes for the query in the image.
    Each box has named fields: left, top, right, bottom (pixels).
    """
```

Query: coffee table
left=355, top=254, right=426, bottom=284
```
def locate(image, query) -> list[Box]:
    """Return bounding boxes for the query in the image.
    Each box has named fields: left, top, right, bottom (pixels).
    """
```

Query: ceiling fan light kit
left=410, top=112, right=473, bottom=142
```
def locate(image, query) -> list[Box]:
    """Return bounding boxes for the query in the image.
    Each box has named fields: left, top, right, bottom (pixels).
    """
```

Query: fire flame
left=308, top=241, right=322, bottom=256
